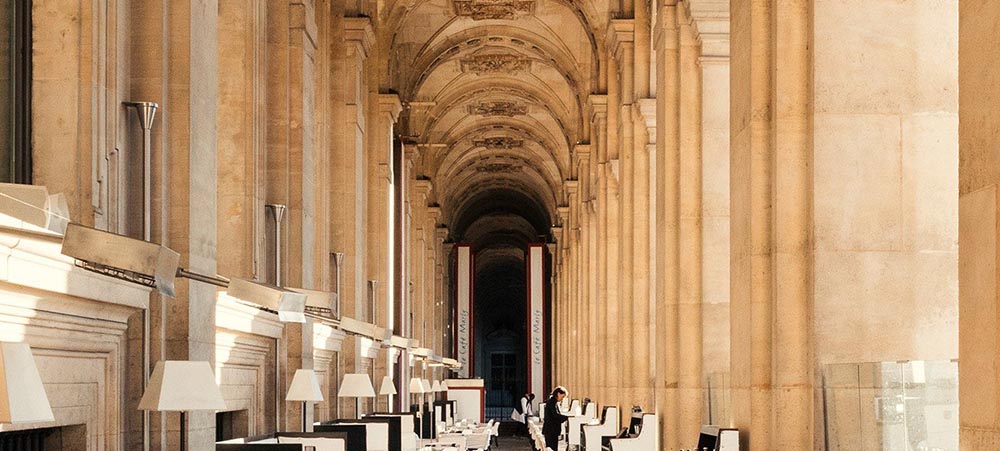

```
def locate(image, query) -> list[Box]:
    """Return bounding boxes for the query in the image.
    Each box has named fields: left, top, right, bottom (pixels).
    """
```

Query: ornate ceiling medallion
left=468, top=101, right=528, bottom=117
left=476, top=163, right=523, bottom=173
left=473, top=137, right=523, bottom=149
left=453, top=0, right=535, bottom=20
left=460, top=54, right=531, bottom=75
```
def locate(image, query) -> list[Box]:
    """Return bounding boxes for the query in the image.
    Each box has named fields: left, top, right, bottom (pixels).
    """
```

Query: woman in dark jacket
left=542, top=386, right=568, bottom=450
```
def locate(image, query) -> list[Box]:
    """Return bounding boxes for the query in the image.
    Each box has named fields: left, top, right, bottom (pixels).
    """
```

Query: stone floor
left=494, top=436, right=534, bottom=450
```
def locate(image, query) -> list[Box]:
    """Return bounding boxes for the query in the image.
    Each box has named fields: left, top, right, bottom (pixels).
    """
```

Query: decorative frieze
left=468, top=101, right=528, bottom=117
left=473, top=136, right=523, bottom=149
left=453, top=0, right=535, bottom=20
left=460, top=54, right=531, bottom=75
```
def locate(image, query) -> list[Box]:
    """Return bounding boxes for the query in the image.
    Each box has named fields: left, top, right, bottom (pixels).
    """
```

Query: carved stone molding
left=453, top=0, right=535, bottom=20
left=473, top=136, right=523, bottom=149
left=476, top=163, right=522, bottom=173
left=460, top=54, right=531, bottom=75
left=468, top=101, right=528, bottom=117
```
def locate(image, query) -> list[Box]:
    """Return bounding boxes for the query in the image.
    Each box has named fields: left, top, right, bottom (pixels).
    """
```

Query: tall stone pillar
left=959, top=2, right=1000, bottom=448
left=574, top=146, right=593, bottom=397
left=368, top=93, right=402, bottom=413
left=334, top=15, right=374, bottom=417
left=589, top=95, right=609, bottom=405
left=654, top=1, right=681, bottom=445
left=729, top=0, right=813, bottom=449
left=609, top=19, right=637, bottom=407
left=676, top=8, right=704, bottom=442
left=129, top=0, right=219, bottom=447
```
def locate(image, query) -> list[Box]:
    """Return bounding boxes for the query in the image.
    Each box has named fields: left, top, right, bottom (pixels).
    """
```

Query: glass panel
left=823, top=360, right=958, bottom=451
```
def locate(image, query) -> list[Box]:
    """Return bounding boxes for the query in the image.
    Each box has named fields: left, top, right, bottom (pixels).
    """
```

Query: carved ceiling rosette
left=453, top=0, right=535, bottom=20
left=473, top=137, right=524, bottom=149
left=468, top=101, right=528, bottom=117
left=460, top=54, right=531, bottom=75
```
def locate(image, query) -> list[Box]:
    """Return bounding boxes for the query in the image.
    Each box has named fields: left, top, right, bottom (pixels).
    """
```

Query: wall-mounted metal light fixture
left=61, top=222, right=180, bottom=296
left=226, top=277, right=307, bottom=323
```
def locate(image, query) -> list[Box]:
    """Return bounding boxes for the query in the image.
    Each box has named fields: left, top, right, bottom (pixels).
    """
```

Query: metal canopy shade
left=339, top=316, right=389, bottom=341
left=0, top=183, right=69, bottom=234
left=388, top=335, right=412, bottom=349
left=0, top=342, right=54, bottom=424
left=226, top=278, right=307, bottom=323
left=138, top=361, right=226, bottom=412
left=290, top=288, right=337, bottom=312
left=60, top=222, right=181, bottom=296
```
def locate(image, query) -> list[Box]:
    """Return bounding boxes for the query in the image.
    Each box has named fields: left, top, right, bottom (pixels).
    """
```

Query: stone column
left=957, top=0, right=990, bottom=447
left=368, top=93, right=402, bottom=413
left=549, top=224, right=562, bottom=386
left=695, top=2, right=731, bottom=429
left=729, top=0, right=813, bottom=449
left=129, top=0, right=219, bottom=447
left=676, top=7, right=703, bottom=442
left=589, top=95, right=609, bottom=405
left=654, top=1, right=681, bottom=446
left=574, top=146, right=593, bottom=397
left=609, top=18, right=637, bottom=407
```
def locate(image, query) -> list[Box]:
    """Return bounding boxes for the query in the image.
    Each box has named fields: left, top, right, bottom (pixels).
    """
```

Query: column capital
left=588, top=94, right=608, bottom=117
left=607, top=19, right=636, bottom=63
left=564, top=179, right=580, bottom=196
left=635, top=98, right=657, bottom=144
left=379, top=93, right=404, bottom=122
left=344, top=17, right=375, bottom=58
left=427, top=206, right=442, bottom=221
left=573, top=145, right=592, bottom=162
left=414, top=179, right=433, bottom=198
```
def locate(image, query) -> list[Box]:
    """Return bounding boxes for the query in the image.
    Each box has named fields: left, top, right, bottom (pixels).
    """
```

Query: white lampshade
left=0, top=342, right=54, bottom=424
left=440, top=381, right=449, bottom=391
left=286, top=369, right=324, bottom=402
left=337, top=373, right=376, bottom=398
left=431, top=380, right=442, bottom=393
left=409, top=377, right=426, bottom=394
left=422, top=379, right=432, bottom=393
left=379, top=376, right=397, bottom=396
left=138, top=361, right=226, bottom=412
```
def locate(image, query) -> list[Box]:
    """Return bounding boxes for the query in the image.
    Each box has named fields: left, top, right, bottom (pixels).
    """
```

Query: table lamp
left=378, top=376, right=397, bottom=410
left=0, top=342, right=55, bottom=424
left=431, top=380, right=442, bottom=400
left=138, top=360, right=227, bottom=451
left=409, top=377, right=429, bottom=438
left=286, top=369, right=324, bottom=431
left=337, top=373, right=375, bottom=419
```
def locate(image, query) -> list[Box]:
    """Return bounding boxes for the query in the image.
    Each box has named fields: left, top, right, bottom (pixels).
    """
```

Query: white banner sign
left=528, top=245, right=545, bottom=398
left=455, top=245, right=473, bottom=377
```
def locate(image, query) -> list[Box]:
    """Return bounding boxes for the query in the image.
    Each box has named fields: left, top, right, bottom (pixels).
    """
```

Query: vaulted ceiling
left=381, top=0, right=609, bottom=330
left=387, top=0, right=607, bottom=256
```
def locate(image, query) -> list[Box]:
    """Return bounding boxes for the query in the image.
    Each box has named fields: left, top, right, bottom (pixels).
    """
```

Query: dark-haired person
left=542, top=387, right=568, bottom=451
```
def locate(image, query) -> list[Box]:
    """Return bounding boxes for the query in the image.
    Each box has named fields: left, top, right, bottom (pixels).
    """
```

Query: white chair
left=606, top=414, right=657, bottom=451
left=583, top=406, right=619, bottom=451
left=568, top=402, right=599, bottom=448
left=568, top=399, right=582, bottom=416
